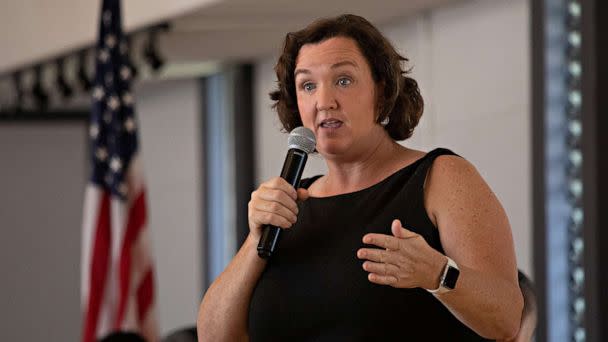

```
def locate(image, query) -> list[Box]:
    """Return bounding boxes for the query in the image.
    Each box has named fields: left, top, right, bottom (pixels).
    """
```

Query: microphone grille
left=287, top=126, right=316, bottom=153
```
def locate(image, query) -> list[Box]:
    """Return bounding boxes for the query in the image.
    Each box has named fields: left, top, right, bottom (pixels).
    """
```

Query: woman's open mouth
left=319, top=119, right=343, bottom=129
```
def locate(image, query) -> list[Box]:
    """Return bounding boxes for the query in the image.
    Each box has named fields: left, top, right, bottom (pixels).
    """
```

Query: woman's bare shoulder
left=424, top=154, right=497, bottom=226
left=429, top=154, right=480, bottom=185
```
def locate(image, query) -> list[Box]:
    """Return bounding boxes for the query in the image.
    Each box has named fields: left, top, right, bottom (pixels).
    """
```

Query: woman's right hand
left=248, top=177, right=309, bottom=240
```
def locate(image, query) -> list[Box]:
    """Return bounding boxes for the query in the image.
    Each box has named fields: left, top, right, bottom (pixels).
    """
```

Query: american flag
left=81, top=1, right=158, bottom=341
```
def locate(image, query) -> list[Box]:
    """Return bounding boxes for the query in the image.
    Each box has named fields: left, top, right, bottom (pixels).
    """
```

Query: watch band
left=427, top=256, right=459, bottom=294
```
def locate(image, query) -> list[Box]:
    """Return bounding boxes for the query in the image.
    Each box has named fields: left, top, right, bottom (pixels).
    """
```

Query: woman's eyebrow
left=294, top=60, right=359, bottom=77
left=294, top=68, right=311, bottom=78
left=331, top=61, right=358, bottom=70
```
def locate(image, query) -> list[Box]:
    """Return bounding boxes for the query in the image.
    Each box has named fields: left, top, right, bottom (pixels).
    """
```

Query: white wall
left=254, top=0, right=532, bottom=275
left=136, top=78, right=204, bottom=335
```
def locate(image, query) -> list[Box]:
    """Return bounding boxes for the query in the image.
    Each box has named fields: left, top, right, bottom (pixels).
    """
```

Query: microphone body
left=256, top=126, right=315, bottom=259
left=257, top=148, right=308, bottom=259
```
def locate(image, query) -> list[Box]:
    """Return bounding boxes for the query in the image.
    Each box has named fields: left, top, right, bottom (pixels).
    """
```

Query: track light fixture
left=124, top=36, right=139, bottom=80
left=3, top=22, right=170, bottom=112
left=56, top=58, right=73, bottom=99
left=143, top=26, right=165, bottom=72
left=12, top=71, right=24, bottom=111
left=78, top=50, right=93, bottom=92
left=32, top=65, right=49, bottom=110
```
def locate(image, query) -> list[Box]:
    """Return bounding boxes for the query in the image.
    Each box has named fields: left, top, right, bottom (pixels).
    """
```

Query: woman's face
left=294, top=36, right=383, bottom=159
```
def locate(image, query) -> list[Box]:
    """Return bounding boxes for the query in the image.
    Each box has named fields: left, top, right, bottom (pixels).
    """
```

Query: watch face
left=443, top=266, right=460, bottom=290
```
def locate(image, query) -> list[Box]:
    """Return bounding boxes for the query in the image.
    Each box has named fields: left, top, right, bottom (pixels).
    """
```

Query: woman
left=198, top=14, right=523, bottom=341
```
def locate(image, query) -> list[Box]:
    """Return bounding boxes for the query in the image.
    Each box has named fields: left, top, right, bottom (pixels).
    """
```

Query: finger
left=362, top=261, right=399, bottom=276
left=362, top=233, right=400, bottom=250
left=297, top=188, right=309, bottom=202
left=367, top=273, right=397, bottom=286
left=391, top=219, right=405, bottom=238
left=252, top=201, right=297, bottom=224
left=391, top=219, right=418, bottom=239
left=251, top=211, right=293, bottom=229
left=264, top=177, right=298, bottom=200
left=255, top=188, right=299, bottom=215
left=357, top=248, right=399, bottom=265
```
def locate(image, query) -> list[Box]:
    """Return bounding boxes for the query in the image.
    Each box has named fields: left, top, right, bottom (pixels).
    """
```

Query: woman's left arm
left=358, top=155, right=523, bottom=340
left=425, top=155, right=523, bottom=339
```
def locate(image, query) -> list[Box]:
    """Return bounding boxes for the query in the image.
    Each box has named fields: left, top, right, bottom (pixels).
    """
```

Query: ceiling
left=0, top=0, right=462, bottom=109
left=0, top=0, right=461, bottom=76
left=163, top=0, right=461, bottom=63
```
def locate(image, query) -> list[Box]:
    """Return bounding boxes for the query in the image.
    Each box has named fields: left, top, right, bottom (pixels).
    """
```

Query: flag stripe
left=83, top=192, right=112, bottom=342
left=137, top=269, right=154, bottom=323
left=116, top=190, right=147, bottom=328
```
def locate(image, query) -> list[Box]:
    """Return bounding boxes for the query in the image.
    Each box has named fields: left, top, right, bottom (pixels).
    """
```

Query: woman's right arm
left=197, top=177, right=305, bottom=342
left=196, top=234, right=267, bottom=341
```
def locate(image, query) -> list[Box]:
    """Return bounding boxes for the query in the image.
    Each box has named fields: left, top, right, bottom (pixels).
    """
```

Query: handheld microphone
left=257, top=126, right=316, bottom=259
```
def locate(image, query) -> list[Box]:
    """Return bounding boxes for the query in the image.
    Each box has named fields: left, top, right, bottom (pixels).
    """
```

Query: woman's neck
left=319, top=134, right=412, bottom=196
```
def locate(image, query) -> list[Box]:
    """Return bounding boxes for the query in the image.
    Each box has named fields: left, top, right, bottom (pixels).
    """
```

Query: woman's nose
left=315, top=85, right=338, bottom=111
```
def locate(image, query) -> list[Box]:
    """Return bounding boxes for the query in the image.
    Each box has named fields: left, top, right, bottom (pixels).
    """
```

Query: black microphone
left=257, top=126, right=316, bottom=259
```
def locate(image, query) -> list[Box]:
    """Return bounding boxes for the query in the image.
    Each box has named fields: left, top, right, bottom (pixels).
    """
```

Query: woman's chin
left=316, top=142, right=351, bottom=159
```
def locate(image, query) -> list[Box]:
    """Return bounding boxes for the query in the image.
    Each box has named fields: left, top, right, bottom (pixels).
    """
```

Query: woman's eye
left=337, top=78, right=352, bottom=86
left=302, top=82, right=316, bottom=92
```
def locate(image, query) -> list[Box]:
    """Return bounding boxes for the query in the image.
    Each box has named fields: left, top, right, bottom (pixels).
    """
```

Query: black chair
left=98, top=332, right=146, bottom=342
left=162, top=326, right=197, bottom=342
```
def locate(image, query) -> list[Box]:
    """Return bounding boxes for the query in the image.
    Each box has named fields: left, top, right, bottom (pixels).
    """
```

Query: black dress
left=248, top=148, right=492, bottom=341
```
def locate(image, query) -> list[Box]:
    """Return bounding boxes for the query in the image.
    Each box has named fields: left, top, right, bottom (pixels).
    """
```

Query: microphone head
left=287, top=126, right=316, bottom=154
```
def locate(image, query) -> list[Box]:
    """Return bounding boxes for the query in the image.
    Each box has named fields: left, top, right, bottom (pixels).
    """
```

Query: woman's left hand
left=357, top=219, right=447, bottom=290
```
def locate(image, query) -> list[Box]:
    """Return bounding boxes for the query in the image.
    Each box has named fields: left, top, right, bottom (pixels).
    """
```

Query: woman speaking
left=197, top=14, right=523, bottom=341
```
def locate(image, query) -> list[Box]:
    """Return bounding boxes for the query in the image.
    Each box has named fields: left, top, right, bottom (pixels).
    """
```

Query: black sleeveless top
left=248, top=148, right=492, bottom=341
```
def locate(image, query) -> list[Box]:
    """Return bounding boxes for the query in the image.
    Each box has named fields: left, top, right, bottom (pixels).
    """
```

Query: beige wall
left=136, top=78, right=204, bottom=335
left=254, top=0, right=532, bottom=274
left=0, top=122, right=87, bottom=341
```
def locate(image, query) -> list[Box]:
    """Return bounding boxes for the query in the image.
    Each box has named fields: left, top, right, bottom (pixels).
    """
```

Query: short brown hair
left=270, top=14, right=424, bottom=141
